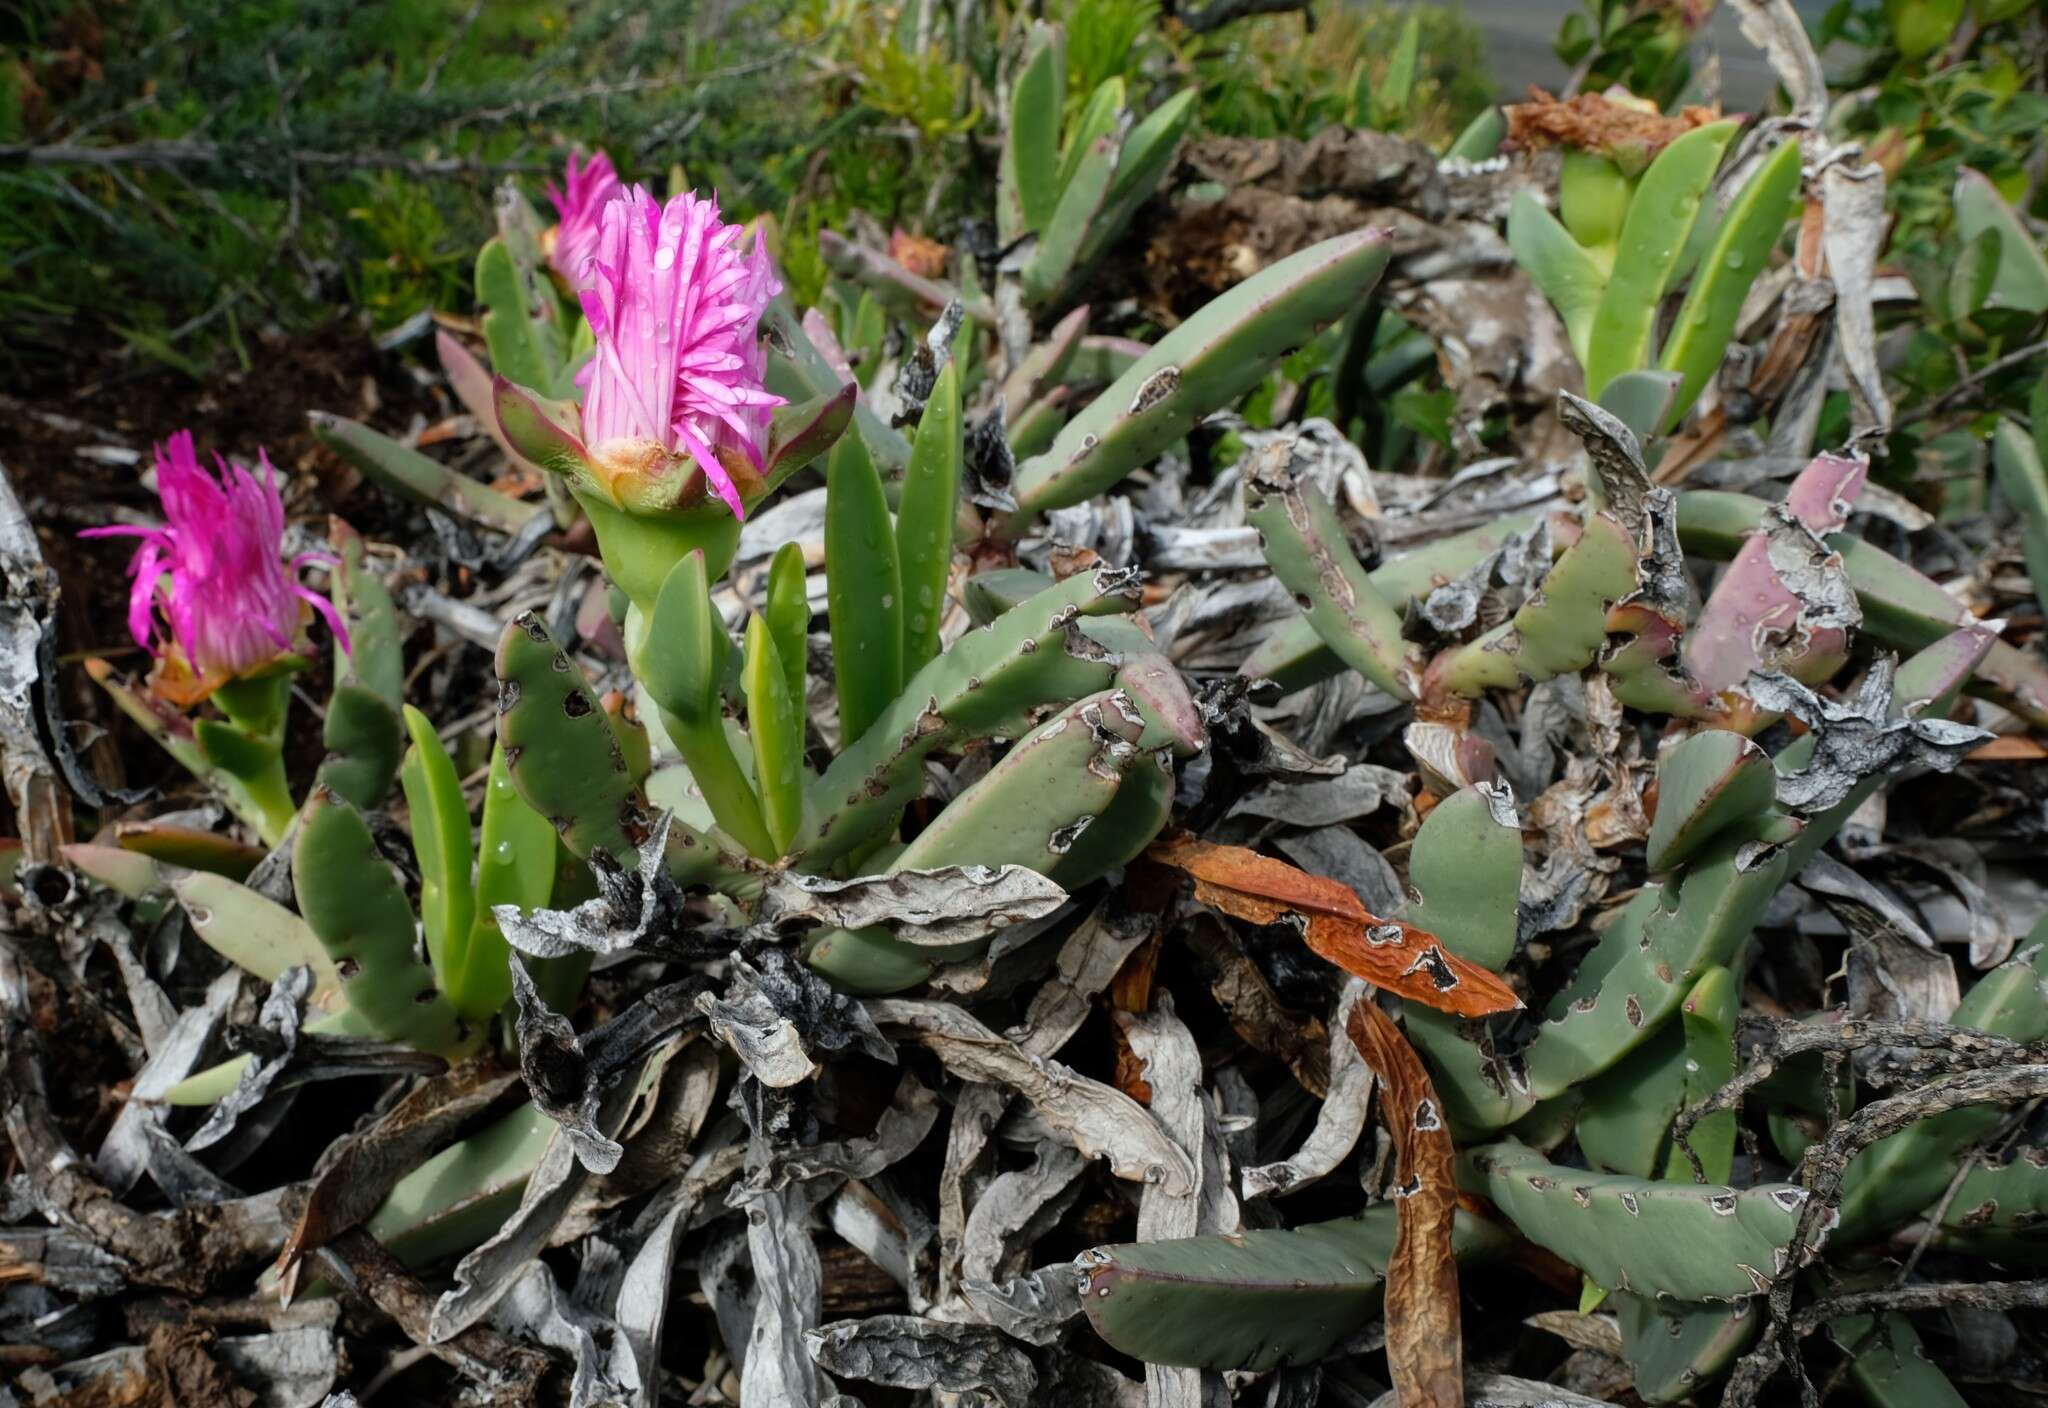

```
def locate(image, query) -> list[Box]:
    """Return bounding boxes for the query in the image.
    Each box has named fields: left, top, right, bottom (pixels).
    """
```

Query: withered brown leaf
left=1109, top=931, right=1163, bottom=1104
left=1348, top=998, right=1463, bottom=1408
left=1148, top=834, right=1521, bottom=1018
left=277, top=1061, right=520, bottom=1288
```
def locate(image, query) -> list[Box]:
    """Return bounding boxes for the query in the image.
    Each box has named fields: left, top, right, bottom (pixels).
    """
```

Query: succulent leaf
left=792, top=565, right=1141, bottom=871
left=1431, top=511, right=1639, bottom=696
left=1467, top=1140, right=1823, bottom=1301
left=294, top=787, right=471, bottom=1054
left=308, top=410, right=539, bottom=536
left=743, top=617, right=806, bottom=856
left=495, top=612, right=647, bottom=867
left=399, top=704, right=477, bottom=987
left=895, top=360, right=963, bottom=673
left=1615, top=1292, right=1759, bottom=1404
left=997, top=22, right=1065, bottom=244
left=1656, top=137, right=1803, bottom=428
left=1585, top=120, right=1738, bottom=395
left=1077, top=1209, right=1512, bottom=1372
left=825, top=433, right=905, bottom=750
left=1246, top=445, right=1419, bottom=701
left=461, top=740, right=555, bottom=1021
left=1835, top=931, right=2048, bottom=1241
left=1011, top=230, right=1393, bottom=521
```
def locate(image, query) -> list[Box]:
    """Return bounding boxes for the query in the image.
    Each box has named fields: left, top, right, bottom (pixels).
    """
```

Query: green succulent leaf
left=825, top=432, right=904, bottom=749
left=399, top=704, right=477, bottom=987
left=295, top=788, right=471, bottom=1055
left=1585, top=119, right=1739, bottom=395
left=1656, top=137, right=1803, bottom=428
left=1468, top=1140, right=1818, bottom=1301
left=895, top=359, right=963, bottom=673
left=743, top=617, right=805, bottom=857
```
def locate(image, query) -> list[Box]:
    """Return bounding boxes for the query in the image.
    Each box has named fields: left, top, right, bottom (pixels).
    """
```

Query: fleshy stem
left=580, top=493, right=743, bottom=617
left=666, top=712, right=778, bottom=861
left=203, top=672, right=298, bottom=846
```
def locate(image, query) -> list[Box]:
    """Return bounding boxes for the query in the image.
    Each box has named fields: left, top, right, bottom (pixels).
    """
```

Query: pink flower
left=82, top=432, right=348, bottom=685
left=546, top=150, right=623, bottom=287
left=575, top=185, right=784, bottom=519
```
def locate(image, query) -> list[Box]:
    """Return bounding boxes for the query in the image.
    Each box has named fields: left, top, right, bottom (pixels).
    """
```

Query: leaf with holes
left=1146, top=835, right=1521, bottom=1017
left=1348, top=998, right=1463, bottom=1408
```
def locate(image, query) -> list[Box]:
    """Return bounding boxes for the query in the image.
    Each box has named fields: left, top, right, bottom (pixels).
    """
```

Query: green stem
left=203, top=671, right=297, bottom=846
left=213, top=671, right=292, bottom=737
left=671, top=713, right=778, bottom=860
left=237, top=756, right=299, bottom=848
left=580, top=493, right=741, bottom=616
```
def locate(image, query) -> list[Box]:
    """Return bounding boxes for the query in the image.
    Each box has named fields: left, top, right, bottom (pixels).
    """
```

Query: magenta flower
left=545, top=150, right=623, bottom=287
left=82, top=432, right=348, bottom=688
left=573, top=185, right=784, bottom=519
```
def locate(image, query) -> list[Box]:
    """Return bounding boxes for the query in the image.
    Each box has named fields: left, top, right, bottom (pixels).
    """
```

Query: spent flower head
left=545, top=149, right=623, bottom=287
left=573, top=185, right=784, bottom=518
left=83, top=431, right=348, bottom=694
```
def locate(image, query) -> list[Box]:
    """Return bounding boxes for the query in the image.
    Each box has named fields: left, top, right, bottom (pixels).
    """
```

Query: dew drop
left=1724, top=250, right=1746, bottom=270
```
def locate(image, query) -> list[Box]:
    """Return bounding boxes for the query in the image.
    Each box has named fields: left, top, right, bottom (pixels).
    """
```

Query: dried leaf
left=698, top=968, right=821, bottom=1090
left=866, top=998, right=1196, bottom=1195
left=1149, top=835, right=1521, bottom=1017
left=95, top=968, right=240, bottom=1196
left=736, top=1179, right=825, bottom=1408
left=1750, top=658, right=1994, bottom=812
left=1348, top=999, right=1463, bottom=1408
left=495, top=814, right=684, bottom=959
left=279, top=1061, right=521, bottom=1282
left=186, top=967, right=314, bottom=1153
left=1243, top=980, right=1375, bottom=1199
left=428, top=1041, right=671, bottom=1341
left=961, top=1144, right=1091, bottom=1286
left=806, top=1315, right=1038, bottom=1407
left=748, top=1072, right=939, bottom=1190
left=1180, top=917, right=1333, bottom=1095
left=961, top=1264, right=1084, bottom=1345
left=758, top=864, right=1069, bottom=949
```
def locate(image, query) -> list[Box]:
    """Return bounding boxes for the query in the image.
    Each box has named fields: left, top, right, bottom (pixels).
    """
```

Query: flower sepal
left=492, top=374, right=719, bottom=517
left=752, top=384, right=857, bottom=509
left=493, top=375, right=590, bottom=481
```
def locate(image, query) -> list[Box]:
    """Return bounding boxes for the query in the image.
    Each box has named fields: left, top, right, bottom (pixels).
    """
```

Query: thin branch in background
left=443, top=55, right=795, bottom=133
left=1793, top=1279, right=2048, bottom=1336
left=0, top=140, right=552, bottom=178
left=1173, top=0, right=1313, bottom=35
left=420, top=0, right=487, bottom=96
left=1893, top=336, right=2048, bottom=431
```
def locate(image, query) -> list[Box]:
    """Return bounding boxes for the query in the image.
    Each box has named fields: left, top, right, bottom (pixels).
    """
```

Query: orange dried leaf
left=1348, top=999, right=1463, bottom=1408
left=1305, top=915, right=1522, bottom=1018
left=1969, top=735, right=2048, bottom=761
left=1150, top=835, right=1521, bottom=1018
left=889, top=227, right=950, bottom=279
left=1149, top=834, right=1368, bottom=920
left=1504, top=88, right=1721, bottom=161
left=1108, top=933, right=1163, bottom=1103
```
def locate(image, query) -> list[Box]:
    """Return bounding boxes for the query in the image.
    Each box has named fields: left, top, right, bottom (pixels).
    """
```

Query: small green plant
left=1552, top=0, right=1706, bottom=110
left=79, top=447, right=405, bottom=849
left=1506, top=97, right=1803, bottom=438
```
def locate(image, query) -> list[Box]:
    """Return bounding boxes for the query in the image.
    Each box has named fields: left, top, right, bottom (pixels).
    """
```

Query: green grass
left=1, top=0, right=1492, bottom=378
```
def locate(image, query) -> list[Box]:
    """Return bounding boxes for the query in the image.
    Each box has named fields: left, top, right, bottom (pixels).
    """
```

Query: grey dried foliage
left=759, top=863, right=1069, bottom=948
left=12, top=1, right=2048, bottom=1397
